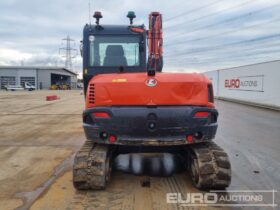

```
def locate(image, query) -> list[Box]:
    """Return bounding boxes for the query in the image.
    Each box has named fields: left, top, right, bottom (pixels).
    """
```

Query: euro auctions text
left=166, top=190, right=278, bottom=207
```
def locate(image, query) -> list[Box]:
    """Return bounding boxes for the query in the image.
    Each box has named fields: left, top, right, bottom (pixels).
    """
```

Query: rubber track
left=190, top=141, right=231, bottom=189
left=73, top=140, right=110, bottom=190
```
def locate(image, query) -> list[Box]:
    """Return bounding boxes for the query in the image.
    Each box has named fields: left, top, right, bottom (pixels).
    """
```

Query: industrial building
left=204, top=59, right=280, bottom=110
left=0, top=66, right=78, bottom=90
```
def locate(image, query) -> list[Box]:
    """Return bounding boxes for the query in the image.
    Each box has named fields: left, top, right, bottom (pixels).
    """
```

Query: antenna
left=88, top=0, right=91, bottom=24
left=59, top=35, right=78, bottom=70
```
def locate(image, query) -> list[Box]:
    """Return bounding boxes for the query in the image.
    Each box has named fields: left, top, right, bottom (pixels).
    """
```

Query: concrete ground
left=0, top=90, right=279, bottom=210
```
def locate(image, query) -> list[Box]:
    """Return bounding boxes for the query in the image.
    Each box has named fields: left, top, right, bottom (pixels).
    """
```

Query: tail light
left=92, top=112, right=110, bottom=118
left=194, top=111, right=209, bottom=118
left=186, top=135, right=193, bottom=143
left=131, top=27, right=145, bottom=33
left=109, top=135, right=117, bottom=143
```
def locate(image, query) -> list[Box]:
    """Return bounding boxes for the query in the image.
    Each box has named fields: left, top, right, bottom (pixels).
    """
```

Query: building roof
left=0, top=66, right=78, bottom=75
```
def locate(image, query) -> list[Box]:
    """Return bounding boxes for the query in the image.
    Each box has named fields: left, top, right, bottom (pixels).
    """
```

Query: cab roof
left=83, top=24, right=146, bottom=35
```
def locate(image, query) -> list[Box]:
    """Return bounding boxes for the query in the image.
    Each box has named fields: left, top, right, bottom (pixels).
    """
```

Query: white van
left=5, top=82, right=36, bottom=91
left=24, top=82, right=36, bottom=91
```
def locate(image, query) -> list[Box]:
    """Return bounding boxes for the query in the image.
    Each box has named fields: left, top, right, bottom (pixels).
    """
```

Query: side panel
left=203, top=71, right=218, bottom=97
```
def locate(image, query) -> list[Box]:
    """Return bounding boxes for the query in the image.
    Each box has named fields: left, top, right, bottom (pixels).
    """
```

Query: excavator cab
left=82, top=12, right=148, bottom=93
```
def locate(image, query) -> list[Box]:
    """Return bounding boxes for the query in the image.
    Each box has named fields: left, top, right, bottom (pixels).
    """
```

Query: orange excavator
left=73, top=11, right=231, bottom=190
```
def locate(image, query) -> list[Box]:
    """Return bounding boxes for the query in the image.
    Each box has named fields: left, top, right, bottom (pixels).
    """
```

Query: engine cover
left=86, top=72, right=214, bottom=108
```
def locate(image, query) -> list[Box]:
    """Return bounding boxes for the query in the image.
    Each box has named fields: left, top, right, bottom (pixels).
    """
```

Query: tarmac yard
left=0, top=90, right=279, bottom=210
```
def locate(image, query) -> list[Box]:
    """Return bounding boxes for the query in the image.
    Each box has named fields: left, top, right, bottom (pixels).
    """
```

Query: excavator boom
left=147, top=12, right=163, bottom=72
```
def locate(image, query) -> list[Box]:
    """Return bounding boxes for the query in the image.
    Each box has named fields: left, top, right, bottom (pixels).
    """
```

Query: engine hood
left=86, top=72, right=214, bottom=108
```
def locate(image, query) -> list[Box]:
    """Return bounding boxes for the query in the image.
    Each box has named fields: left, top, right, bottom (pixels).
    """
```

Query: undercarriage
left=73, top=140, right=231, bottom=190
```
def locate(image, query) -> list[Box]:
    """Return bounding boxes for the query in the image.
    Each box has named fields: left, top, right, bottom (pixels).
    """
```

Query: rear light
left=194, top=112, right=209, bottom=118
left=109, top=135, right=117, bottom=143
left=131, top=27, right=145, bottom=33
left=186, top=135, right=193, bottom=143
left=92, top=112, right=110, bottom=118
left=94, top=11, right=103, bottom=19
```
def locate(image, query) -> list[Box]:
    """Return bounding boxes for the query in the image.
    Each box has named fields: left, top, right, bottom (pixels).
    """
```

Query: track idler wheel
left=189, top=142, right=231, bottom=190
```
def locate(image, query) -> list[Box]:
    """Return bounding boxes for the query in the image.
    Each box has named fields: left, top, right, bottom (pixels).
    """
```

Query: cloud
left=0, top=0, right=279, bottom=72
left=0, top=48, right=32, bottom=65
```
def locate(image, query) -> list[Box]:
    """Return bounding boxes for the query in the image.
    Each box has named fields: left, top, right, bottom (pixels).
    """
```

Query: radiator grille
left=89, top=84, right=95, bottom=104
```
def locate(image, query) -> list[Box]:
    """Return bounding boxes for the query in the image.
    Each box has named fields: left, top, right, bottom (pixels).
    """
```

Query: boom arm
left=147, top=12, right=163, bottom=72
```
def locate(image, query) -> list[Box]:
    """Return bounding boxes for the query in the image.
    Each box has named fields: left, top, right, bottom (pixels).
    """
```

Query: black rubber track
left=73, top=140, right=112, bottom=190
left=189, top=142, right=231, bottom=190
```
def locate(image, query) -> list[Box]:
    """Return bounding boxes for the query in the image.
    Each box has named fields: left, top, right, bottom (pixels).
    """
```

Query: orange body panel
left=86, top=72, right=214, bottom=108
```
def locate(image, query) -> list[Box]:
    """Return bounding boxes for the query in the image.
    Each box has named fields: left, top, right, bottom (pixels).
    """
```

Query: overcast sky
left=0, top=0, right=279, bottom=73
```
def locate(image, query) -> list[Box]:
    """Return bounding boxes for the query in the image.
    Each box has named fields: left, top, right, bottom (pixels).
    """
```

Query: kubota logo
left=146, top=78, right=157, bottom=87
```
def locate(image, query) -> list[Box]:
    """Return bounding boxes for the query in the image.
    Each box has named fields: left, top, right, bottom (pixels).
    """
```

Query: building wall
left=0, top=69, right=17, bottom=77
left=204, top=60, right=280, bottom=109
left=17, top=68, right=37, bottom=87
left=0, top=69, right=17, bottom=89
left=0, top=68, right=36, bottom=88
left=37, top=69, right=51, bottom=89
left=0, top=67, right=77, bottom=90
left=37, top=68, right=77, bottom=89
left=71, top=75, right=78, bottom=87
